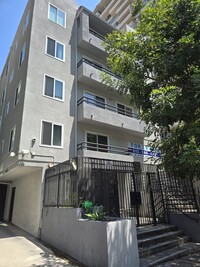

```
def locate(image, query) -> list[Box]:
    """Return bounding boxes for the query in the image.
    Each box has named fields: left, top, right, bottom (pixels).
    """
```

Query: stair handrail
left=165, top=194, right=200, bottom=222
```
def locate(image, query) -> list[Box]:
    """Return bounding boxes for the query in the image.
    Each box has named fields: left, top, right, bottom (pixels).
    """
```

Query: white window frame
left=1, top=139, right=4, bottom=154
left=43, top=74, right=64, bottom=102
left=116, top=102, right=133, bottom=117
left=19, top=43, right=26, bottom=67
left=23, top=10, right=30, bottom=34
left=14, top=40, right=18, bottom=53
left=84, top=91, right=106, bottom=108
left=85, top=131, right=109, bottom=152
left=48, top=3, right=66, bottom=28
left=0, top=115, right=2, bottom=130
left=6, top=61, right=10, bottom=76
left=8, top=126, right=16, bottom=152
left=2, top=89, right=6, bottom=104
left=14, top=81, right=21, bottom=107
left=40, top=120, right=63, bottom=148
left=9, top=69, right=14, bottom=84
left=5, top=102, right=10, bottom=117
left=45, top=36, right=65, bottom=62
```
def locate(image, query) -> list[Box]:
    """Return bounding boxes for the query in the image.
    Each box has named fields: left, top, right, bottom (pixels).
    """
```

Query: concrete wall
left=41, top=207, right=139, bottom=267
left=168, top=213, right=200, bottom=242
left=11, top=168, right=43, bottom=237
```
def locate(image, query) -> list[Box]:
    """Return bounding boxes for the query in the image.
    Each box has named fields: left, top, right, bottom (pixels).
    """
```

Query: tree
left=104, top=0, right=200, bottom=179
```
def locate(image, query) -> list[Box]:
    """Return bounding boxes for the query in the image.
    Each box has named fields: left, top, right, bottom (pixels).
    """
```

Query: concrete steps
left=138, top=224, right=200, bottom=266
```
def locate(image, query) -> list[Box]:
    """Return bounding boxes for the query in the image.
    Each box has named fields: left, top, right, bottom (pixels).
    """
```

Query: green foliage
left=132, top=0, right=143, bottom=17
left=83, top=200, right=93, bottom=214
left=85, top=205, right=106, bottom=221
left=105, top=0, right=200, bottom=179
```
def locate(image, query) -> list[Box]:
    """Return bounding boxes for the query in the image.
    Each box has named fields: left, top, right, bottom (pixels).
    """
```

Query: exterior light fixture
left=71, top=158, right=77, bottom=171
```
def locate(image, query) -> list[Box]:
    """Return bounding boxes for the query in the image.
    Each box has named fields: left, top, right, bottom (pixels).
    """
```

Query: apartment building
left=94, top=0, right=150, bottom=31
left=0, top=0, right=145, bottom=237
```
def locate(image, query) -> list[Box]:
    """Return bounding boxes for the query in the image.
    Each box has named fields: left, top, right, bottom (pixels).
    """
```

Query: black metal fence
left=44, top=161, right=78, bottom=207
left=43, top=157, right=200, bottom=226
left=158, top=169, right=200, bottom=216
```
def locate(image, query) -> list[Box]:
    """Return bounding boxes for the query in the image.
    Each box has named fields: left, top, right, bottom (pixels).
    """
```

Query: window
left=0, top=115, right=2, bottom=129
left=87, top=133, right=108, bottom=152
left=23, top=11, right=30, bottom=34
left=5, top=102, right=10, bottom=116
left=46, top=37, right=64, bottom=61
left=14, top=82, right=21, bottom=106
left=14, top=40, right=18, bottom=53
left=6, top=61, right=10, bottom=75
left=2, top=90, right=6, bottom=104
left=84, top=92, right=105, bottom=109
left=49, top=4, right=66, bottom=27
left=44, top=75, right=64, bottom=100
left=8, top=126, right=16, bottom=152
left=1, top=139, right=4, bottom=154
left=9, top=69, right=14, bottom=84
left=117, top=103, right=132, bottom=117
left=41, top=121, right=62, bottom=147
left=19, top=43, right=26, bottom=67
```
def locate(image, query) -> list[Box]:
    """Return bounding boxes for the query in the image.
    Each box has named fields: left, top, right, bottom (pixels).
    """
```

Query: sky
left=0, top=0, right=100, bottom=75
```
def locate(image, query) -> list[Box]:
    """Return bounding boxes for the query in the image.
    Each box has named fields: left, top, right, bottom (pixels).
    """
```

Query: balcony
left=77, top=141, right=137, bottom=162
left=77, top=58, right=120, bottom=88
left=78, top=27, right=106, bottom=56
left=77, top=96, right=145, bottom=135
left=77, top=9, right=114, bottom=58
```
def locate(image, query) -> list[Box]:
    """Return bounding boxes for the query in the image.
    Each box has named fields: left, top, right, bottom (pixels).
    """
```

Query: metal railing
left=43, top=157, right=200, bottom=226
left=158, top=170, right=200, bottom=221
left=44, top=160, right=78, bottom=208
left=77, top=141, right=133, bottom=156
left=77, top=96, right=139, bottom=119
left=77, top=58, right=121, bottom=79
left=89, top=28, right=105, bottom=41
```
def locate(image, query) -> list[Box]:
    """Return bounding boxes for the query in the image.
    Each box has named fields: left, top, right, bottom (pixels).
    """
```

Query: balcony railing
left=77, top=142, right=132, bottom=155
left=77, top=96, right=139, bottom=119
left=77, top=58, right=121, bottom=79
left=89, top=28, right=105, bottom=41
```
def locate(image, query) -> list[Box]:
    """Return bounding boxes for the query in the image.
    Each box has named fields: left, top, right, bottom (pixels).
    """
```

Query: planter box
left=41, top=207, right=139, bottom=267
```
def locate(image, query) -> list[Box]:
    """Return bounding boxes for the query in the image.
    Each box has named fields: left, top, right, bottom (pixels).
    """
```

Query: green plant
left=83, top=200, right=93, bottom=214
left=85, top=205, right=106, bottom=221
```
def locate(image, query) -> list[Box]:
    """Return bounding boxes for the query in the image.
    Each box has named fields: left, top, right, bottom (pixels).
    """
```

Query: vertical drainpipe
left=74, top=9, right=78, bottom=158
left=38, top=167, right=46, bottom=239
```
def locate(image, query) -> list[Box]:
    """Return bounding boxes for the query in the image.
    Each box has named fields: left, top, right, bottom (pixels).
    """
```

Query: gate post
left=132, top=172, right=140, bottom=227
left=147, top=172, right=157, bottom=226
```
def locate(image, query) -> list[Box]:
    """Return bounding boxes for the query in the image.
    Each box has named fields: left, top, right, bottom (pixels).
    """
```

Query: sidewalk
left=0, top=222, right=80, bottom=267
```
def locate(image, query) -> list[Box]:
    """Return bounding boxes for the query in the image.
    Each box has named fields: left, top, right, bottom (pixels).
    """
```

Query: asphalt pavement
left=0, top=222, right=80, bottom=267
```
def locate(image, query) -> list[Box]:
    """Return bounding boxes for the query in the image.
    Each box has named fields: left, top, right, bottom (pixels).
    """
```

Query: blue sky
left=0, top=0, right=100, bottom=74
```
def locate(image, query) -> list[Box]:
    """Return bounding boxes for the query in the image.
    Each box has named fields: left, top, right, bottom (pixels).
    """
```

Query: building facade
left=94, top=0, right=151, bottom=31
left=0, top=0, right=145, bottom=237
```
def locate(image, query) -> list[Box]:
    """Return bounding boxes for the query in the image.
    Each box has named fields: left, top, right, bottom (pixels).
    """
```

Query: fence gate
left=117, top=170, right=166, bottom=226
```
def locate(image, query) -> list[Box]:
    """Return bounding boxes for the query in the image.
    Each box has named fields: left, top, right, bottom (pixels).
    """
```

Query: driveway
left=0, top=222, right=80, bottom=267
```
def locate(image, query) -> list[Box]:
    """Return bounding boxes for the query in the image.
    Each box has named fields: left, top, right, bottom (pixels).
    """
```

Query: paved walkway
left=0, top=222, right=80, bottom=267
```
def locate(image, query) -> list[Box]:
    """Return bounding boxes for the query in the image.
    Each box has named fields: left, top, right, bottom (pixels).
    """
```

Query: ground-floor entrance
left=0, top=184, right=8, bottom=220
